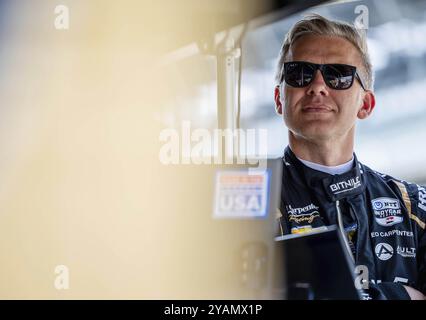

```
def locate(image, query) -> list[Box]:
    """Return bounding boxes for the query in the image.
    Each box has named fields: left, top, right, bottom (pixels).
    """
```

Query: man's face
left=275, top=34, right=373, bottom=142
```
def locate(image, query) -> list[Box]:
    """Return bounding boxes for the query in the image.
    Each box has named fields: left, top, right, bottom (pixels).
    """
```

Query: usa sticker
left=372, top=197, right=403, bottom=227
left=213, top=170, right=270, bottom=219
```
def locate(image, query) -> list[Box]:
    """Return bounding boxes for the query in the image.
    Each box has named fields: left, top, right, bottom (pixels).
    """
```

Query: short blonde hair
left=275, top=14, right=373, bottom=90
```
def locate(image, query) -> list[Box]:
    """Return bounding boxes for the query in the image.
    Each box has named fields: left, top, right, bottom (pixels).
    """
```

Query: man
left=274, top=14, right=426, bottom=300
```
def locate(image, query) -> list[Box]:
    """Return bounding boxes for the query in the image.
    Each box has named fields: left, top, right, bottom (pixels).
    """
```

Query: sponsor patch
left=372, top=197, right=403, bottom=227
left=370, top=230, right=413, bottom=238
left=375, top=243, right=394, bottom=261
left=287, top=204, right=320, bottom=224
left=329, top=176, right=361, bottom=195
left=417, top=185, right=426, bottom=212
left=397, top=246, right=416, bottom=258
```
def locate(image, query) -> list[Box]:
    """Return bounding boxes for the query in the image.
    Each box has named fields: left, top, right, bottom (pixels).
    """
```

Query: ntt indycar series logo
left=371, top=197, right=403, bottom=227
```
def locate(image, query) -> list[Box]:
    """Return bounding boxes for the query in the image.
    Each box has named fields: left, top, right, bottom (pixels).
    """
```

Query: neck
left=288, top=130, right=354, bottom=166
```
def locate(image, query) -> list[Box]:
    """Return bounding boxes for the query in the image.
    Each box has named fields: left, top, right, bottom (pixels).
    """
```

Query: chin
left=302, top=132, right=334, bottom=141
left=293, top=125, right=335, bottom=141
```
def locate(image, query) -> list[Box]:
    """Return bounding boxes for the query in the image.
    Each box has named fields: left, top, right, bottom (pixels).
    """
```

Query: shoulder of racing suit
left=355, top=163, right=426, bottom=299
left=361, top=163, right=426, bottom=232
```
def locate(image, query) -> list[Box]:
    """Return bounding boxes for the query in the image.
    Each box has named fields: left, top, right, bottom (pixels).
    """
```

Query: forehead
left=288, top=34, right=362, bottom=66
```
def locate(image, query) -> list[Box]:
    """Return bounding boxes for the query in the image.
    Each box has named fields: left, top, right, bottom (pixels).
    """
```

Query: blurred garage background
left=162, top=0, right=426, bottom=184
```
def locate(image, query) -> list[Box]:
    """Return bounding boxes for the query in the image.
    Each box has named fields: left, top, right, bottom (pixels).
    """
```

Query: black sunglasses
left=281, top=61, right=366, bottom=90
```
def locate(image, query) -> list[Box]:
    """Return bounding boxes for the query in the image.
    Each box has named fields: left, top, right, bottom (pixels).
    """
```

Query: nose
left=306, top=70, right=329, bottom=96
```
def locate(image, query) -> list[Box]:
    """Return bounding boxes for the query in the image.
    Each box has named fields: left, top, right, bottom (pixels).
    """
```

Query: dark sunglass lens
left=285, top=62, right=314, bottom=87
left=323, top=64, right=355, bottom=89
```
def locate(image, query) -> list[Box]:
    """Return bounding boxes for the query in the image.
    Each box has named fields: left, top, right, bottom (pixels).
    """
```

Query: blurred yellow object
left=291, top=226, right=313, bottom=235
left=0, top=0, right=278, bottom=300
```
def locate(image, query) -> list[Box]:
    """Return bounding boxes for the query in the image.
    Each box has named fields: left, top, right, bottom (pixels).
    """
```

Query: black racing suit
left=277, top=147, right=426, bottom=300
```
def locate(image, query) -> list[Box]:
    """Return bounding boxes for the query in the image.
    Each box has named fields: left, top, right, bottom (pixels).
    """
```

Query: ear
left=274, top=85, right=283, bottom=115
left=357, top=91, right=375, bottom=120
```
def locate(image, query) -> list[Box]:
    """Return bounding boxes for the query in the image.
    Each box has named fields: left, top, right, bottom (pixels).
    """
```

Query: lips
left=302, top=104, right=333, bottom=113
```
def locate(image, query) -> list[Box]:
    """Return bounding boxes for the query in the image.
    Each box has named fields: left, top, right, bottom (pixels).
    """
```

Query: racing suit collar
left=284, top=146, right=366, bottom=201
